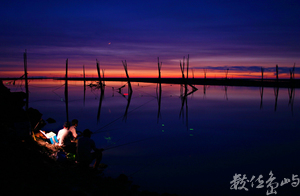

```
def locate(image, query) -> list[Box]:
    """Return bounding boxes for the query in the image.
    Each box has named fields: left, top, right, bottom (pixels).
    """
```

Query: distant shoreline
left=1, top=77, right=300, bottom=88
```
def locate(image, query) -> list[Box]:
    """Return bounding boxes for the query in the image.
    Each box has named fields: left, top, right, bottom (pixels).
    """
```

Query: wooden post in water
left=186, top=54, right=189, bottom=81
left=225, top=68, right=229, bottom=79
left=23, top=49, right=29, bottom=111
left=276, top=64, right=279, bottom=81
left=65, top=59, right=69, bottom=122
left=261, top=67, right=264, bottom=81
left=179, top=57, right=186, bottom=95
left=157, top=57, right=162, bottom=122
left=120, top=60, right=132, bottom=122
left=122, top=60, right=132, bottom=92
left=96, top=59, right=103, bottom=88
left=290, top=63, right=296, bottom=80
left=192, top=68, right=194, bottom=79
left=83, top=65, right=86, bottom=105
left=96, top=59, right=100, bottom=79
left=102, top=69, right=105, bottom=86
left=180, top=58, right=185, bottom=80
left=293, top=63, right=296, bottom=79
left=157, top=57, right=162, bottom=82
left=83, top=65, right=85, bottom=81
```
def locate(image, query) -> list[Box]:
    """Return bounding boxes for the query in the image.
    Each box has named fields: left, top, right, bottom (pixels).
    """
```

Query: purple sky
left=1, top=0, right=299, bottom=78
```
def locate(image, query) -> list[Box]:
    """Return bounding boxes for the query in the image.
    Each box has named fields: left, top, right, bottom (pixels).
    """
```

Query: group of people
left=56, top=119, right=103, bottom=169
left=57, top=119, right=78, bottom=147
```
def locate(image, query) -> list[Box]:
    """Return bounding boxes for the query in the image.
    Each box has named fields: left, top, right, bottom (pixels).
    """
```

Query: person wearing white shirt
left=57, top=122, right=70, bottom=146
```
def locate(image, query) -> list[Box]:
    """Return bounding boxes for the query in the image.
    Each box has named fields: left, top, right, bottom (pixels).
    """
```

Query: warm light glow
left=0, top=59, right=297, bottom=79
left=1, top=68, right=295, bottom=79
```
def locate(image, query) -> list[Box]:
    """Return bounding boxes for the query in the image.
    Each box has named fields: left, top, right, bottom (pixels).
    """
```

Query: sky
left=0, top=0, right=300, bottom=78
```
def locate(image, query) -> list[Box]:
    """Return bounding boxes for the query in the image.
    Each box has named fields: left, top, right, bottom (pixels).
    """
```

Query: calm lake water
left=5, top=79, right=300, bottom=195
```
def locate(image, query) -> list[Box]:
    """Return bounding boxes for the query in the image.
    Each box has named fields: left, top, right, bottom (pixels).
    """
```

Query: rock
left=46, top=117, right=56, bottom=123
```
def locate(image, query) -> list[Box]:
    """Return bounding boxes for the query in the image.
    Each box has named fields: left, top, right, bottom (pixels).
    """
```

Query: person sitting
left=57, top=121, right=71, bottom=147
left=69, top=119, right=78, bottom=141
left=76, top=129, right=103, bottom=169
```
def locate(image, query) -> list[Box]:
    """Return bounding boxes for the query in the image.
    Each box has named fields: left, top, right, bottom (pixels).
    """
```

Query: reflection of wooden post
left=65, top=59, right=69, bottom=122
left=23, top=50, right=28, bottom=110
left=157, top=82, right=162, bottom=122
left=288, top=87, right=295, bottom=114
left=97, top=87, right=104, bottom=124
left=123, top=89, right=132, bottom=122
left=224, top=86, right=228, bottom=100
left=186, top=95, right=188, bottom=132
left=260, top=87, right=264, bottom=109
left=274, top=87, right=279, bottom=111
left=260, top=67, right=264, bottom=109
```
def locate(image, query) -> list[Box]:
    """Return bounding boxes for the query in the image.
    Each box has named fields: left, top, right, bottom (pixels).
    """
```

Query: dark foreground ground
left=2, top=129, right=179, bottom=196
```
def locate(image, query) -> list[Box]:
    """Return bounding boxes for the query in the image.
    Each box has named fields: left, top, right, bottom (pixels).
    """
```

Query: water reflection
left=288, top=87, right=295, bottom=114
left=3, top=79, right=300, bottom=196
left=224, top=85, right=228, bottom=100
left=260, top=86, right=264, bottom=109
left=122, top=86, right=132, bottom=122
left=274, top=86, right=279, bottom=111
left=156, top=82, right=162, bottom=122
left=97, top=85, right=105, bottom=123
left=179, top=84, right=198, bottom=132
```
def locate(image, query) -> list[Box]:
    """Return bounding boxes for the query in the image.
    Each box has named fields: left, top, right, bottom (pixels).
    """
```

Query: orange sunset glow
left=1, top=56, right=298, bottom=79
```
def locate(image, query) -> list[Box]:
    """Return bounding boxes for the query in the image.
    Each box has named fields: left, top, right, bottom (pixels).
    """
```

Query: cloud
left=0, top=0, right=299, bottom=77
left=193, top=65, right=300, bottom=74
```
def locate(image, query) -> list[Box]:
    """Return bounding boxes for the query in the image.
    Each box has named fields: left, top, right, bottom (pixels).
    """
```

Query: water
left=5, top=79, right=300, bottom=195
